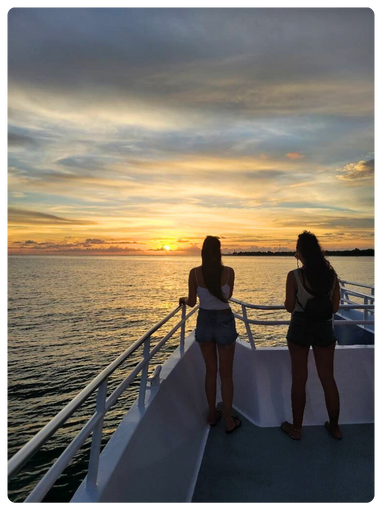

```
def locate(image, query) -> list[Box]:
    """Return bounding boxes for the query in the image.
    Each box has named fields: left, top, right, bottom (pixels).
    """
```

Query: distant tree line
left=227, top=248, right=374, bottom=257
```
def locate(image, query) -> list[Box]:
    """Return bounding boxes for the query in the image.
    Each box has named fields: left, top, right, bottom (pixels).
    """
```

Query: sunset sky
left=8, top=8, right=374, bottom=255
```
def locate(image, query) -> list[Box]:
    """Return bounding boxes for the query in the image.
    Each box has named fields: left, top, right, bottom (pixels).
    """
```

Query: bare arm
left=179, top=268, right=197, bottom=307
left=284, top=270, right=297, bottom=313
left=332, top=276, right=340, bottom=313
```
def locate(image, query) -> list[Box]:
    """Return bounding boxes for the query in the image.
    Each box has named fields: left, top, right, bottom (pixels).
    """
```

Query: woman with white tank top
left=179, top=236, right=241, bottom=434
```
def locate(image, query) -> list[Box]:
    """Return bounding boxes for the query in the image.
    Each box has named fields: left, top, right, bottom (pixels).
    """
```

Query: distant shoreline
left=8, top=249, right=374, bottom=258
left=226, top=249, right=374, bottom=257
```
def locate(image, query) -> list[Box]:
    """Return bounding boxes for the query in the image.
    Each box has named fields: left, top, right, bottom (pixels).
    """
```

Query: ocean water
left=8, top=255, right=374, bottom=502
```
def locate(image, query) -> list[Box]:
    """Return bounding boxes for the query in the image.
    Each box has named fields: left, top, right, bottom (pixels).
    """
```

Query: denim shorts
left=195, top=308, right=238, bottom=346
left=287, top=312, right=337, bottom=348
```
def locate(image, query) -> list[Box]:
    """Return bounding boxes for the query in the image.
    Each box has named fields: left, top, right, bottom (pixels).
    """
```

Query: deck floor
left=192, top=412, right=374, bottom=503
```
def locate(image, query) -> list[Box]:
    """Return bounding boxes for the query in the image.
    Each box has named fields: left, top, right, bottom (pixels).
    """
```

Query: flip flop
left=281, top=421, right=301, bottom=440
left=226, top=415, right=242, bottom=434
left=325, top=421, right=342, bottom=440
left=209, top=409, right=222, bottom=426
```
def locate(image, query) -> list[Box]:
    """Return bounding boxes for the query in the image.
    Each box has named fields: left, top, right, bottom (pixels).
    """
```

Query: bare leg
left=217, top=342, right=237, bottom=431
left=313, top=342, right=342, bottom=438
left=287, top=340, right=310, bottom=438
left=199, top=342, right=219, bottom=424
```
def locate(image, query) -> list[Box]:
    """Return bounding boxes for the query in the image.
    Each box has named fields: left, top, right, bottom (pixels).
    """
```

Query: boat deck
left=192, top=412, right=374, bottom=503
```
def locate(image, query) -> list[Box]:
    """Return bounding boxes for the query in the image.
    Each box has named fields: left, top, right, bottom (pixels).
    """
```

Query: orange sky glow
left=8, top=8, right=374, bottom=256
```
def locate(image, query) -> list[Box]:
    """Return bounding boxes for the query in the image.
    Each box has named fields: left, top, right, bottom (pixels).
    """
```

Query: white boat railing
left=339, top=279, right=375, bottom=294
left=8, top=279, right=374, bottom=501
left=8, top=304, right=199, bottom=502
left=230, top=299, right=374, bottom=349
left=338, top=279, right=374, bottom=327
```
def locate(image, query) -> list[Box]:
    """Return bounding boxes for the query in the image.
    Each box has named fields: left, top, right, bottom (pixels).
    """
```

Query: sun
left=163, top=245, right=171, bottom=252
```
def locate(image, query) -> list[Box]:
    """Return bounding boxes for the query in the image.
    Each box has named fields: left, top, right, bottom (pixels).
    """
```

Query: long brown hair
left=201, top=236, right=228, bottom=303
left=297, top=231, right=336, bottom=293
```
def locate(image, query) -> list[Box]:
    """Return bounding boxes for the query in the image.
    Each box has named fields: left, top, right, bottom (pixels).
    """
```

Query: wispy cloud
left=8, top=131, right=38, bottom=148
left=8, top=207, right=98, bottom=226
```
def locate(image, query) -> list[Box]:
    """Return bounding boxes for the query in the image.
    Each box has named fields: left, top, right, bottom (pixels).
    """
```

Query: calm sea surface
left=8, top=255, right=374, bottom=502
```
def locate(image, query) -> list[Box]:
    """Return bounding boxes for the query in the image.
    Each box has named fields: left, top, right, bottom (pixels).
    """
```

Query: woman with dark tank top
left=282, top=231, right=341, bottom=440
left=179, top=236, right=241, bottom=434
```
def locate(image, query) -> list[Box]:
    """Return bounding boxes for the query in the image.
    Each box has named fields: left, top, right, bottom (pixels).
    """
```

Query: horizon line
left=8, top=248, right=375, bottom=258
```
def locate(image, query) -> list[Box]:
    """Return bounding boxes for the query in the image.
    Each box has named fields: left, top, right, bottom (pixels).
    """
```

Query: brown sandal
left=209, top=409, right=222, bottom=426
left=281, top=421, right=301, bottom=440
left=226, top=416, right=242, bottom=434
left=325, top=421, right=342, bottom=440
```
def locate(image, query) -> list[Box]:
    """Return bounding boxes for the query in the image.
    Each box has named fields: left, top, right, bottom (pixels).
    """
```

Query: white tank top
left=196, top=268, right=231, bottom=310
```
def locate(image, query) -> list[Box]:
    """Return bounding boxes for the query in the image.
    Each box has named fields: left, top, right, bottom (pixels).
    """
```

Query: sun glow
left=163, top=245, right=171, bottom=252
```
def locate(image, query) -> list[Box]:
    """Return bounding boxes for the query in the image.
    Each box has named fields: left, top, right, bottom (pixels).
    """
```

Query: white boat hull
left=72, top=333, right=374, bottom=502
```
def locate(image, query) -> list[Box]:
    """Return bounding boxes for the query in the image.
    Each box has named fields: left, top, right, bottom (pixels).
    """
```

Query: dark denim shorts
left=195, top=308, right=238, bottom=346
left=287, top=312, right=337, bottom=347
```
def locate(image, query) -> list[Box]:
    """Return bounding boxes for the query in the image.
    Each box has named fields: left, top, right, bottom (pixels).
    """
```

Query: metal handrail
left=339, top=279, right=375, bottom=290
left=231, top=300, right=374, bottom=349
left=230, top=298, right=285, bottom=310
left=339, top=280, right=374, bottom=305
left=233, top=312, right=374, bottom=327
left=340, top=288, right=375, bottom=300
left=8, top=304, right=199, bottom=502
left=8, top=305, right=183, bottom=478
left=229, top=300, right=374, bottom=312
left=231, top=303, right=374, bottom=324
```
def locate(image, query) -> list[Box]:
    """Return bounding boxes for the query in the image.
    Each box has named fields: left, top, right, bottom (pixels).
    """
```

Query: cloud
left=13, top=239, right=38, bottom=246
left=337, top=159, right=374, bottom=181
left=268, top=201, right=357, bottom=213
left=84, top=238, right=105, bottom=244
left=277, top=215, right=374, bottom=230
left=174, top=243, right=201, bottom=255
left=57, top=156, right=107, bottom=170
left=8, top=131, right=38, bottom=148
left=8, top=207, right=97, bottom=226
left=148, top=246, right=170, bottom=252
left=8, top=238, right=144, bottom=255
left=286, top=152, right=304, bottom=160
left=8, top=9, right=374, bottom=129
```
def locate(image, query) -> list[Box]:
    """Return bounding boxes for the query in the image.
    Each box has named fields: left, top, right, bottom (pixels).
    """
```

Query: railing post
left=138, top=337, right=151, bottom=408
left=180, top=305, right=186, bottom=356
left=242, top=304, right=255, bottom=349
left=86, top=379, right=108, bottom=491
left=364, top=296, right=368, bottom=325
left=340, top=282, right=350, bottom=305
left=340, top=285, right=344, bottom=305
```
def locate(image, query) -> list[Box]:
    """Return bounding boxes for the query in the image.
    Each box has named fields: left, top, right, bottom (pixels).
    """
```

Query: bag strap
left=295, top=293, right=305, bottom=311
left=295, top=269, right=305, bottom=311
